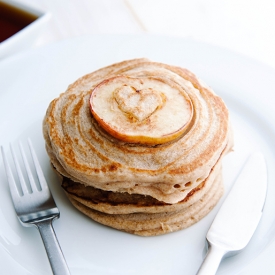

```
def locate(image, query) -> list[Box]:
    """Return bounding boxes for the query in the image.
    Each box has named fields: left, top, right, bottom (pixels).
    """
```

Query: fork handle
left=35, top=218, right=71, bottom=275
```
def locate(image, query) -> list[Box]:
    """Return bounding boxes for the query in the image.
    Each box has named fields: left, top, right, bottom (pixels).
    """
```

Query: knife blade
left=196, top=152, right=267, bottom=275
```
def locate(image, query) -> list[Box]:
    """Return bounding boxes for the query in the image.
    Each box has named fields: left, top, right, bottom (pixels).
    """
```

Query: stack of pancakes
left=43, top=58, right=233, bottom=236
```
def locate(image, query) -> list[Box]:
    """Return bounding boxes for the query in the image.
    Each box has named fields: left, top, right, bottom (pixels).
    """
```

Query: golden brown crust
left=61, top=156, right=222, bottom=215
left=43, top=58, right=233, bottom=204
left=43, top=58, right=233, bottom=235
left=66, top=171, right=223, bottom=236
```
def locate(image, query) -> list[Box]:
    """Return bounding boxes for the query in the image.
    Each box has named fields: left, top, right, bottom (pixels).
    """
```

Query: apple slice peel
left=90, top=75, right=193, bottom=145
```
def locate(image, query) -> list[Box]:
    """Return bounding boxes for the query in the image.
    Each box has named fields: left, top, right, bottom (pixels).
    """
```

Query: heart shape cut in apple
left=90, top=75, right=193, bottom=145
left=114, top=86, right=163, bottom=122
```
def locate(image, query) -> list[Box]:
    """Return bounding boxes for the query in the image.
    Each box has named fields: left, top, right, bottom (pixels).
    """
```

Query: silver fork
left=1, top=139, right=70, bottom=275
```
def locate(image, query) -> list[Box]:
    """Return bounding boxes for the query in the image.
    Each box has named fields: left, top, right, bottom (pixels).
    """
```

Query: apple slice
left=90, top=75, right=193, bottom=145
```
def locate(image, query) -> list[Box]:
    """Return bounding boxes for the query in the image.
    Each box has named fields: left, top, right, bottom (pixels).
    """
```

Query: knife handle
left=196, top=242, right=226, bottom=275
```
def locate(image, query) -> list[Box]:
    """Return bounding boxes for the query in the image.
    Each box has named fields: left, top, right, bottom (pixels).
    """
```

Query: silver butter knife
left=196, top=152, right=267, bottom=275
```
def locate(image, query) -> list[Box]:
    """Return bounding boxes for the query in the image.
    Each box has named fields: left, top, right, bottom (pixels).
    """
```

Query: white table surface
left=1, top=1, right=275, bottom=274
left=2, top=0, right=275, bottom=69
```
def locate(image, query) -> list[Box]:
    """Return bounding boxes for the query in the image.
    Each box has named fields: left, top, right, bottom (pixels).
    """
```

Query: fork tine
left=19, top=141, right=39, bottom=193
left=27, top=139, right=48, bottom=190
left=1, top=146, right=21, bottom=198
left=10, top=144, right=29, bottom=195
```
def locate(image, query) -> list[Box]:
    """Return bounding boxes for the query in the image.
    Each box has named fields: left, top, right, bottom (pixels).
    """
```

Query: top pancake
left=43, top=58, right=233, bottom=204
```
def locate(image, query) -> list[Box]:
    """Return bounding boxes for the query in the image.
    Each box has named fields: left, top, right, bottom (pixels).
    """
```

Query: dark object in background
left=0, top=1, right=38, bottom=42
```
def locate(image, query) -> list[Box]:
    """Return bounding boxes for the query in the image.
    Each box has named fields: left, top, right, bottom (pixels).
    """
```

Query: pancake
left=43, top=58, right=233, bottom=236
left=66, top=172, right=223, bottom=236
left=62, top=152, right=223, bottom=215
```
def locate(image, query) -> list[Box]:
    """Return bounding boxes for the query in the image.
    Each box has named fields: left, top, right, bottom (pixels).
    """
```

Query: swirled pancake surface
left=43, top=58, right=233, bottom=205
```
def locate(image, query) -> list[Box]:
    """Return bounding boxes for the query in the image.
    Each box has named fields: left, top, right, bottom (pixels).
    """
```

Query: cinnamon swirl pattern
left=43, top=59, right=233, bottom=236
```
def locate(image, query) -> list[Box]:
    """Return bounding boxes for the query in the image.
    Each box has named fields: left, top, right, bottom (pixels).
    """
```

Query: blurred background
left=1, top=0, right=275, bottom=68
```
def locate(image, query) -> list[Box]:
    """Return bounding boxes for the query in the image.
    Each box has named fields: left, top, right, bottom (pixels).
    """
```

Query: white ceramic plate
left=0, top=35, right=275, bottom=275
